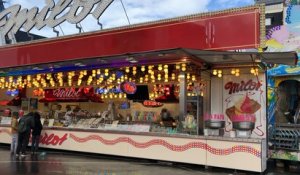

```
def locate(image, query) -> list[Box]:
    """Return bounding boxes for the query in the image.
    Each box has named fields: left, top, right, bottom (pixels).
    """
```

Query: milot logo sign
left=0, top=0, right=113, bottom=39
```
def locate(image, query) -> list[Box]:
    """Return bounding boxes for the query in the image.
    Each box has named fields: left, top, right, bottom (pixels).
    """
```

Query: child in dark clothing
left=31, top=112, right=43, bottom=155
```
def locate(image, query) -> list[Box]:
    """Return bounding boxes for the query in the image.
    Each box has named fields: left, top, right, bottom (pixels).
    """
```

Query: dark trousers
left=16, top=131, right=30, bottom=154
left=31, top=135, right=40, bottom=153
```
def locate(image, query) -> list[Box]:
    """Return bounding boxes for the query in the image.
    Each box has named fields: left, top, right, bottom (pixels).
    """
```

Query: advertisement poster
left=223, top=74, right=266, bottom=138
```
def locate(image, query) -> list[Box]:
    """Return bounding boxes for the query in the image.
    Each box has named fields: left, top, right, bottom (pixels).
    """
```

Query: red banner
left=0, top=6, right=262, bottom=68
left=143, top=100, right=163, bottom=107
left=40, top=87, right=102, bottom=103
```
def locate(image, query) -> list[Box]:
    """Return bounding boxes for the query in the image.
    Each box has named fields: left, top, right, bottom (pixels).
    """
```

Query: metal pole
left=179, top=72, right=187, bottom=121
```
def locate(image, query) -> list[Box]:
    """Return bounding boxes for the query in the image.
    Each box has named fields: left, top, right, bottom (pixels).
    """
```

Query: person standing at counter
left=16, top=112, right=34, bottom=157
left=159, top=108, right=176, bottom=128
left=64, top=105, right=73, bottom=126
left=54, top=104, right=62, bottom=120
left=10, top=112, right=18, bottom=155
left=31, top=112, right=43, bottom=155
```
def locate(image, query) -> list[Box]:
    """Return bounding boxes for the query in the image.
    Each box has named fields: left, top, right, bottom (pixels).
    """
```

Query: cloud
left=3, top=0, right=253, bottom=38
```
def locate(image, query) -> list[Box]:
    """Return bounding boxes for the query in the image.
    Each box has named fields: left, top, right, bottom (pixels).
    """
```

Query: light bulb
left=141, top=66, right=145, bottom=72
left=217, top=73, right=222, bottom=78
left=158, top=65, right=163, bottom=71
left=231, top=69, right=236, bottom=75
left=213, top=70, right=218, bottom=75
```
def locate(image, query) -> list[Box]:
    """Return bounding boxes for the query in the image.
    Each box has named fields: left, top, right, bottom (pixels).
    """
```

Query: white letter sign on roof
left=0, top=0, right=113, bottom=39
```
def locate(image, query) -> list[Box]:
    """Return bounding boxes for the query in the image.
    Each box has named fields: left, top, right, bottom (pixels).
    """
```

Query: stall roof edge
left=182, top=49, right=298, bottom=66
left=0, top=48, right=297, bottom=76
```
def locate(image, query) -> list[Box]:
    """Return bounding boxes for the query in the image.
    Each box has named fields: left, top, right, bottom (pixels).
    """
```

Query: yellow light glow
left=231, top=69, right=236, bottom=75
left=141, top=66, right=145, bottom=72
left=192, top=75, right=196, bottom=81
left=83, top=70, right=87, bottom=75
left=187, top=73, right=190, bottom=79
left=213, top=70, right=218, bottom=75
left=217, top=73, right=222, bottom=78
left=133, top=67, right=137, bottom=71
left=158, top=65, right=163, bottom=71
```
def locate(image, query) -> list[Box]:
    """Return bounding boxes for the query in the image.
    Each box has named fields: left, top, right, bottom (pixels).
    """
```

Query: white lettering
left=53, top=88, right=82, bottom=98
left=0, top=0, right=113, bottom=39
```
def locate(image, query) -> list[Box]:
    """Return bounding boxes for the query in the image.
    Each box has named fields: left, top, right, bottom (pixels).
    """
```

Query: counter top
left=0, top=124, right=264, bottom=143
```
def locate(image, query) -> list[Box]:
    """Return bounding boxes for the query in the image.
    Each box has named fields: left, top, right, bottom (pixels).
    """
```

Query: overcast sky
left=5, top=0, right=254, bottom=38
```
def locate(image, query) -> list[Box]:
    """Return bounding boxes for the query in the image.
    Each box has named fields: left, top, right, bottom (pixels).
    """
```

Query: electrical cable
left=120, top=0, right=131, bottom=25
left=58, top=25, right=65, bottom=36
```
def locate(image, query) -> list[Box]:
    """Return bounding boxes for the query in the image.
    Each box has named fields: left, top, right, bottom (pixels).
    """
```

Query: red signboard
left=41, top=87, right=103, bottom=102
left=0, top=6, right=263, bottom=68
left=143, top=100, right=163, bottom=107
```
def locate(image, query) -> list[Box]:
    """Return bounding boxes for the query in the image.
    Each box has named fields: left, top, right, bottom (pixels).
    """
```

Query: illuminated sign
left=0, top=0, right=113, bottom=39
left=95, top=86, right=122, bottom=94
left=121, top=82, right=137, bottom=94
left=143, top=100, right=163, bottom=107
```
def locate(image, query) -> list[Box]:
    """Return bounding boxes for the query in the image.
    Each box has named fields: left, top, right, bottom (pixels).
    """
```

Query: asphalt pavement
left=0, top=145, right=299, bottom=175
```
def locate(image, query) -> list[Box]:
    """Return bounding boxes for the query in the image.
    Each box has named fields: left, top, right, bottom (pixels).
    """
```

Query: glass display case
left=182, top=96, right=203, bottom=135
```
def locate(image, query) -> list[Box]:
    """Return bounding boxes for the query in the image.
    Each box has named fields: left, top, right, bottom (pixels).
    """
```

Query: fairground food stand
left=0, top=4, right=298, bottom=173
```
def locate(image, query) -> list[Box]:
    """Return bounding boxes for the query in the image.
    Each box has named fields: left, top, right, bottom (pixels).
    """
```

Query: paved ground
left=0, top=146, right=299, bottom=175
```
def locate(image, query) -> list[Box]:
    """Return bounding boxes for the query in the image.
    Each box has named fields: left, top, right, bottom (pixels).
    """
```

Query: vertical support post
left=179, top=72, right=187, bottom=121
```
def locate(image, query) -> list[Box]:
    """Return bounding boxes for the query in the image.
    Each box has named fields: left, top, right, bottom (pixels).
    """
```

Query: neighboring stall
left=0, top=4, right=297, bottom=173
left=265, top=2, right=300, bottom=162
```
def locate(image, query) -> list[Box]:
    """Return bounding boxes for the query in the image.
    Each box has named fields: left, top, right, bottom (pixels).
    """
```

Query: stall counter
left=0, top=125, right=266, bottom=172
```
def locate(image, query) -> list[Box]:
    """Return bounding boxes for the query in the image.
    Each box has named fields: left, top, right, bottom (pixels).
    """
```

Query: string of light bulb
left=0, top=63, right=199, bottom=90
